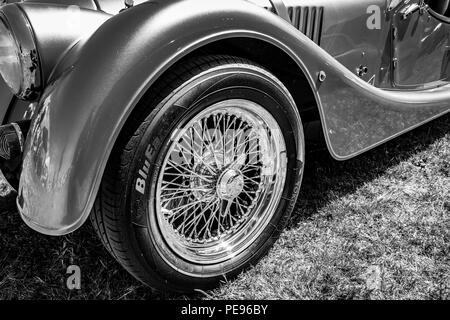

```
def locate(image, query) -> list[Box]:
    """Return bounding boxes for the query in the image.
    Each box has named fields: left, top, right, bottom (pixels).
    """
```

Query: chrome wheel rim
left=155, top=99, right=287, bottom=268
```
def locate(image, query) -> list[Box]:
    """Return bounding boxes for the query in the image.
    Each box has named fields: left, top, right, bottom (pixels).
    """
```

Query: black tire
left=91, top=55, right=305, bottom=293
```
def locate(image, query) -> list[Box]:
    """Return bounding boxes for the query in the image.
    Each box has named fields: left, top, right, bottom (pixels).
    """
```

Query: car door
left=392, top=0, right=450, bottom=88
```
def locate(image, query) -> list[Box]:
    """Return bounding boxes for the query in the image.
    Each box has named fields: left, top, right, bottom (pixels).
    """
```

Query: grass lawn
left=0, top=114, right=448, bottom=300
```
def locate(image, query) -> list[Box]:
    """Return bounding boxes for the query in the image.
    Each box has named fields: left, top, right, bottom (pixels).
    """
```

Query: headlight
left=0, top=16, right=22, bottom=94
left=0, top=5, right=41, bottom=100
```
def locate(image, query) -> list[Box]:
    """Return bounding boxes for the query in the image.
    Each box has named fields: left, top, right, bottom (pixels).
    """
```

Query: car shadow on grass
left=290, top=113, right=450, bottom=228
left=0, top=114, right=448, bottom=299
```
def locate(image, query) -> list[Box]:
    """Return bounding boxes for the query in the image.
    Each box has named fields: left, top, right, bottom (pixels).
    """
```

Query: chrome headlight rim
left=0, top=4, right=41, bottom=100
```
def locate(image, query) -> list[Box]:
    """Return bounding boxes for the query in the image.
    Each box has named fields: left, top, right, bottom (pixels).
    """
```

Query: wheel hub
left=217, top=169, right=244, bottom=201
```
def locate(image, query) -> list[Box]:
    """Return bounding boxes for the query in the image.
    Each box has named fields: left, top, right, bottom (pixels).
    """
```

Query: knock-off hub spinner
left=217, top=169, right=244, bottom=200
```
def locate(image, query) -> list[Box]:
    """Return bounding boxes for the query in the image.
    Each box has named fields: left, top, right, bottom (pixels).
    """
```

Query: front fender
left=17, top=0, right=323, bottom=235
left=17, top=0, right=450, bottom=235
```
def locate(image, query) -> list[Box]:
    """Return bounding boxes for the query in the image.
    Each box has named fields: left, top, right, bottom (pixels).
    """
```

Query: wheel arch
left=174, top=37, right=319, bottom=115
left=118, top=37, right=323, bottom=158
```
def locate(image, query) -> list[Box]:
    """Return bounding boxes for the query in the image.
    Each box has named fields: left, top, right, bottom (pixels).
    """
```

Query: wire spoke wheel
left=156, top=99, right=288, bottom=268
left=92, top=55, right=304, bottom=291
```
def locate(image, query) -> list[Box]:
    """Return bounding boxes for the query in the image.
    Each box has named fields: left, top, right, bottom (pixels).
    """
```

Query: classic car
left=0, top=0, right=448, bottom=293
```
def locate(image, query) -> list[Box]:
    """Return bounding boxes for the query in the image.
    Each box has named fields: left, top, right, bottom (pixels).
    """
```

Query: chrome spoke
left=173, top=143, right=216, bottom=176
left=167, top=160, right=213, bottom=183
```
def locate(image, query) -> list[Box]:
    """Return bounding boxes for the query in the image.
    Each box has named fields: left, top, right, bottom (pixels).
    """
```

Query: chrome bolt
left=318, top=71, right=327, bottom=82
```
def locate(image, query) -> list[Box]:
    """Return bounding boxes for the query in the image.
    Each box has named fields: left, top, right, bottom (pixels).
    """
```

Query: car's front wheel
left=91, top=55, right=305, bottom=293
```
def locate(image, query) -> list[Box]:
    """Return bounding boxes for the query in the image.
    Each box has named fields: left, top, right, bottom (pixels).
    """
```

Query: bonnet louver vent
left=288, top=6, right=324, bottom=45
left=265, top=6, right=324, bottom=45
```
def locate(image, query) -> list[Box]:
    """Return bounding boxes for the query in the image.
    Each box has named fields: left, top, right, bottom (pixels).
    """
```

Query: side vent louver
left=267, top=6, right=324, bottom=45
